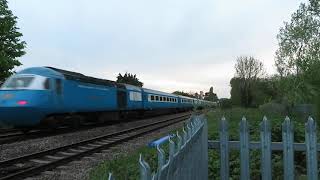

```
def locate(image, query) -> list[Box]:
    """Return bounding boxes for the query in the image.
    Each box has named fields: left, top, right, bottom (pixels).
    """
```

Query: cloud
left=8, top=0, right=305, bottom=98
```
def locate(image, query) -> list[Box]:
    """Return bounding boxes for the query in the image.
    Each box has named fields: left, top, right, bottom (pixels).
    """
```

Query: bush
left=219, top=98, right=232, bottom=109
left=259, top=102, right=286, bottom=115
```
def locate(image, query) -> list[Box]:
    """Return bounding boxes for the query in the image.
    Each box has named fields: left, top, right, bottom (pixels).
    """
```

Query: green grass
left=89, top=146, right=158, bottom=180
left=89, top=134, right=172, bottom=179
left=89, top=108, right=310, bottom=179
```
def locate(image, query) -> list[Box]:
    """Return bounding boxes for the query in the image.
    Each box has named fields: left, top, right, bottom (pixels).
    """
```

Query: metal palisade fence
left=208, top=116, right=318, bottom=180
left=108, top=115, right=208, bottom=180
left=107, top=115, right=319, bottom=179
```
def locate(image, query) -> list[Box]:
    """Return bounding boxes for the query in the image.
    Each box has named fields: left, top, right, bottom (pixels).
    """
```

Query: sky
left=9, top=0, right=306, bottom=98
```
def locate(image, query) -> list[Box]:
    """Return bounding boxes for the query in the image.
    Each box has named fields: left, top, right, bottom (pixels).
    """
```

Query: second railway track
left=0, top=113, right=191, bottom=180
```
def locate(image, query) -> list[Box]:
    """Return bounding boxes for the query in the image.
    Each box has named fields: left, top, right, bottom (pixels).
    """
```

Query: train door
left=117, top=84, right=127, bottom=110
left=53, top=78, right=64, bottom=110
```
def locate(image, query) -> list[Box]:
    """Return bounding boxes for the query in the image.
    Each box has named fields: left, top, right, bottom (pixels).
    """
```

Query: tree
left=0, top=0, right=26, bottom=83
left=116, top=72, right=143, bottom=87
left=275, top=0, right=320, bottom=113
left=204, top=87, right=218, bottom=102
left=234, top=56, right=265, bottom=107
left=231, top=76, right=280, bottom=107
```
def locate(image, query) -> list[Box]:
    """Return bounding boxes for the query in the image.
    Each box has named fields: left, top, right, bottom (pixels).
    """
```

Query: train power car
left=0, top=67, right=214, bottom=129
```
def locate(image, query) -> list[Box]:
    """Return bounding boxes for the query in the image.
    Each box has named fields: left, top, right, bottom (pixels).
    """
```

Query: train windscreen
left=1, top=76, right=35, bottom=89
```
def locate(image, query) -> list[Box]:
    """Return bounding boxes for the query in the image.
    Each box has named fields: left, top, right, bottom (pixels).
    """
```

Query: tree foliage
left=230, top=77, right=279, bottom=107
left=116, top=72, right=143, bottom=87
left=204, top=87, right=218, bottom=102
left=173, top=87, right=218, bottom=101
left=275, top=0, right=320, bottom=112
left=172, top=91, right=195, bottom=98
left=233, top=56, right=265, bottom=107
left=0, top=0, right=26, bottom=83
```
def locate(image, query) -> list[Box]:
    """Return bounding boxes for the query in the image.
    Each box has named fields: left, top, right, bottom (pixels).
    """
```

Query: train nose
left=0, top=91, right=47, bottom=127
left=0, top=107, right=43, bottom=127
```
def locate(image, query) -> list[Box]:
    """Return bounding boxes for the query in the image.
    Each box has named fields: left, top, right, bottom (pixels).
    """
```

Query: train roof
left=46, top=67, right=117, bottom=87
left=17, top=67, right=64, bottom=78
left=120, top=83, right=142, bottom=91
left=178, top=95, right=195, bottom=100
left=143, top=88, right=179, bottom=97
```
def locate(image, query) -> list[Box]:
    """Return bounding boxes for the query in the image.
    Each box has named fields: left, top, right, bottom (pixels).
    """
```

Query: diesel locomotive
left=0, top=67, right=215, bottom=129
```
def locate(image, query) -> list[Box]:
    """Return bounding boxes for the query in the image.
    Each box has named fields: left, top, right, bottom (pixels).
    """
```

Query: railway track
left=0, top=113, right=190, bottom=180
left=0, top=130, right=22, bottom=139
left=0, top=113, right=186, bottom=145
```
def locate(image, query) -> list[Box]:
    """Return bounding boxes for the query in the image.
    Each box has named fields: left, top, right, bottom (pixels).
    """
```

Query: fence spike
left=219, top=116, right=229, bottom=180
left=139, top=154, right=151, bottom=180
left=282, top=116, right=294, bottom=180
left=108, top=173, right=114, bottom=180
left=305, top=116, right=318, bottom=180
left=260, top=116, right=272, bottom=180
left=240, top=117, right=250, bottom=180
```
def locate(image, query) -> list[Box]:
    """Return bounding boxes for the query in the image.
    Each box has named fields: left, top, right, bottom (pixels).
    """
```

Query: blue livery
left=0, top=67, right=216, bottom=128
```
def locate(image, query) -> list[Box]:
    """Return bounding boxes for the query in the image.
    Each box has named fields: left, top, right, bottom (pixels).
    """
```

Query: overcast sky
left=9, top=0, right=305, bottom=98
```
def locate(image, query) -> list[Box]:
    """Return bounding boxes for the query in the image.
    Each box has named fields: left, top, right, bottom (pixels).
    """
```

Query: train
left=0, top=67, right=216, bottom=129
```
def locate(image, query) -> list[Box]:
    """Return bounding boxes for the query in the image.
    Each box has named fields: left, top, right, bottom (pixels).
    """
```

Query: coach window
left=151, top=95, right=155, bottom=101
left=155, top=96, right=159, bottom=101
left=163, top=97, right=167, bottom=101
left=160, top=96, right=163, bottom=101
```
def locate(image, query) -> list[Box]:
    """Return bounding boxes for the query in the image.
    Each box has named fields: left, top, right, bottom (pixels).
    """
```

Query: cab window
left=1, top=76, right=34, bottom=89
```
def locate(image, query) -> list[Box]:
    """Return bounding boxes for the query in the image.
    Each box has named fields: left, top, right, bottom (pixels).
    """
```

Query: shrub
left=219, top=98, right=232, bottom=109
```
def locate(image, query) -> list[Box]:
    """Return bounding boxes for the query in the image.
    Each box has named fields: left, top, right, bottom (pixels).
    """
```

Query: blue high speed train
left=0, top=67, right=215, bottom=128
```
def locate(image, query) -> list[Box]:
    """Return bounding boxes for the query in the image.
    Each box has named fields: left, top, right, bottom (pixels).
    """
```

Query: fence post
left=157, top=145, right=165, bottom=172
left=139, top=154, right=151, bottom=180
left=219, top=116, right=229, bottom=180
left=240, top=117, right=250, bottom=180
left=176, top=131, right=182, bottom=151
left=282, top=117, right=294, bottom=180
left=305, top=117, right=318, bottom=180
left=260, top=116, right=271, bottom=180
left=182, top=127, right=187, bottom=146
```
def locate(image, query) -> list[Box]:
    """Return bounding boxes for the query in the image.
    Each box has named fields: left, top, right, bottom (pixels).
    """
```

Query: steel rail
left=0, top=113, right=188, bottom=145
left=0, top=113, right=190, bottom=180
